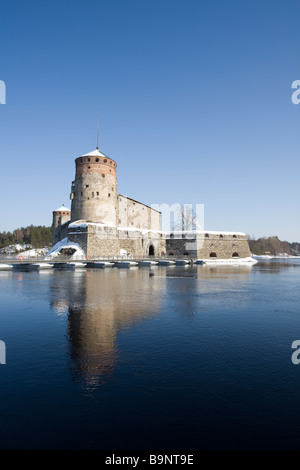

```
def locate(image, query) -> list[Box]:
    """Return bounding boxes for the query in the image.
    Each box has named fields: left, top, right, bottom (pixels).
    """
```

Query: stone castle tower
left=70, top=149, right=118, bottom=226
left=52, top=205, right=71, bottom=245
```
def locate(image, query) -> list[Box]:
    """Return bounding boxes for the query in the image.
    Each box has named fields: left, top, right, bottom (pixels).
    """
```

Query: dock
left=0, top=257, right=203, bottom=271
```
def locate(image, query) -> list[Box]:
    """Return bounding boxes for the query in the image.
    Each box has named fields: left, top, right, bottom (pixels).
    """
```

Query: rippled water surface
left=1, top=260, right=300, bottom=449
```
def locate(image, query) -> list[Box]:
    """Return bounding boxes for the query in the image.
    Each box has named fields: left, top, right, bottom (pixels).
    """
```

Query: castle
left=52, top=147, right=252, bottom=261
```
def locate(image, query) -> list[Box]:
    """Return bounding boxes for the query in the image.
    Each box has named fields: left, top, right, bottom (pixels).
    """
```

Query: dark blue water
left=1, top=260, right=300, bottom=449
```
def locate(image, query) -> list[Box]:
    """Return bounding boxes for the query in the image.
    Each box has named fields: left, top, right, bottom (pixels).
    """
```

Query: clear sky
left=0, top=0, right=299, bottom=242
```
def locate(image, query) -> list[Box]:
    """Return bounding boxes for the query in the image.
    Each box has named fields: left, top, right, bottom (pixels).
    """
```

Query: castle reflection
left=49, top=264, right=255, bottom=391
left=50, top=268, right=166, bottom=390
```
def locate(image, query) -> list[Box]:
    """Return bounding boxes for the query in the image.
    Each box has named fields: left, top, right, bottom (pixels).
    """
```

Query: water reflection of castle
left=50, top=269, right=165, bottom=389
left=49, top=265, right=254, bottom=390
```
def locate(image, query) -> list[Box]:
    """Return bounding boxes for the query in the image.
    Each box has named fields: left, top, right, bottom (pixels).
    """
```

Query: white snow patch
left=54, top=206, right=70, bottom=212
left=44, top=238, right=86, bottom=260
left=81, top=149, right=108, bottom=158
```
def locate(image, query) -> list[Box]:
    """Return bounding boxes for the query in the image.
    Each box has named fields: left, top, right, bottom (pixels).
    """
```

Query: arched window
left=232, top=252, right=239, bottom=258
left=210, top=252, right=217, bottom=258
left=169, top=251, right=174, bottom=256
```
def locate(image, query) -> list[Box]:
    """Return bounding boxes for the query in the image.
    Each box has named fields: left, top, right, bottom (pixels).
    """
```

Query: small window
left=88, top=158, right=90, bottom=162
left=108, top=193, right=111, bottom=197
left=169, top=252, right=174, bottom=256
left=102, top=174, right=105, bottom=178
left=205, top=233, right=209, bottom=238
left=86, top=185, right=89, bottom=188
left=88, top=166, right=91, bottom=169
left=210, top=252, right=217, bottom=258
left=96, top=192, right=99, bottom=196
left=220, top=234, right=223, bottom=238
left=96, top=158, right=99, bottom=162
left=170, top=233, right=174, bottom=239
left=92, top=192, right=94, bottom=198
left=232, top=252, right=239, bottom=258
left=233, top=235, right=237, bottom=238
left=103, top=159, right=107, bottom=163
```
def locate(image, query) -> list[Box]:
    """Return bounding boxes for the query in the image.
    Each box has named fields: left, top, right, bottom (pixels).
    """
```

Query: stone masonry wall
left=117, top=195, right=161, bottom=231
left=197, top=233, right=251, bottom=259
left=68, top=223, right=166, bottom=258
left=166, top=232, right=251, bottom=259
left=71, top=172, right=117, bottom=226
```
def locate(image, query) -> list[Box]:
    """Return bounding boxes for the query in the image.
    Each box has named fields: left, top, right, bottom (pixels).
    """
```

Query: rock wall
left=166, top=232, right=251, bottom=259
left=117, top=195, right=161, bottom=231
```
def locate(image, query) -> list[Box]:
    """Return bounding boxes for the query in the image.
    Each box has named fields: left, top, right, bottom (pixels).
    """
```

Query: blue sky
left=0, top=0, right=299, bottom=242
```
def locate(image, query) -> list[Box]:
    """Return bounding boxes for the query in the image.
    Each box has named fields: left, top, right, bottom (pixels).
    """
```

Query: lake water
left=1, top=259, right=300, bottom=449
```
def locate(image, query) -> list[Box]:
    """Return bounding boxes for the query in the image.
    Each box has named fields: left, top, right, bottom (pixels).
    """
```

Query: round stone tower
left=70, top=149, right=118, bottom=226
left=52, top=205, right=71, bottom=245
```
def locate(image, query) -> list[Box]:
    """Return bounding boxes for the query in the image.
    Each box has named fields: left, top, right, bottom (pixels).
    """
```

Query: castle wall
left=118, top=229, right=165, bottom=258
left=166, top=232, right=251, bottom=259
left=117, top=195, right=161, bottom=231
left=68, top=222, right=166, bottom=259
left=166, top=236, right=198, bottom=258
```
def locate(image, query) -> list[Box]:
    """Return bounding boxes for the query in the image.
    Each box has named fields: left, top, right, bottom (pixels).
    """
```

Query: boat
left=115, top=261, right=138, bottom=268
left=53, top=262, right=76, bottom=269
left=138, top=260, right=158, bottom=266
left=86, top=261, right=114, bottom=268
left=29, top=263, right=54, bottom=270
left=175, top=260, right=190, bottom=265
left=158, top=260, right=176, bottom=266
left=0, top=264, right=13, bottom=271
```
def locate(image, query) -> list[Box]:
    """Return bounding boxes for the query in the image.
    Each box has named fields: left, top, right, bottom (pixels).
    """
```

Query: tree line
left=0, top=225, right=52, bottom=249
left=248, top=236, right=300, bottom=256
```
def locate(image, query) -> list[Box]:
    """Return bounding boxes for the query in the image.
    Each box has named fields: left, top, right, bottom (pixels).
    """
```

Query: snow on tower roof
left=81, top=149, right=109, bottom=158
left=54, top=206, right=71, bottom=212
